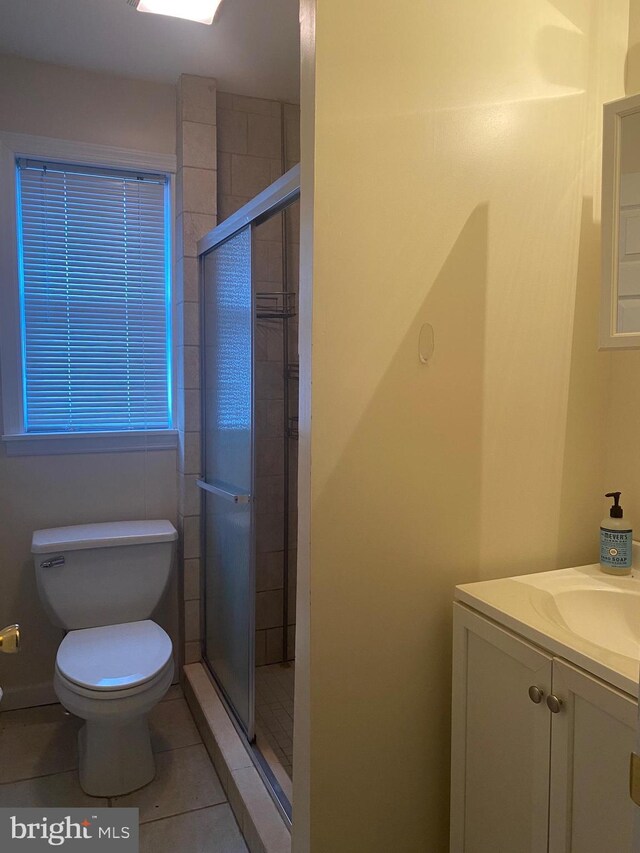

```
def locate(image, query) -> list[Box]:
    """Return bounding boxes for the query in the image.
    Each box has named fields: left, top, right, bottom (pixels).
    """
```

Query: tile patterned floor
left=255, top=662, right=294, bottom=780
left=0, top=685, right=248, bottom=853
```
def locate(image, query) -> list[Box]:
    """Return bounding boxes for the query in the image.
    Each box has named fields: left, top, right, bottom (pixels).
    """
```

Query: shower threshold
left=183, top=661, right=292, bottom=853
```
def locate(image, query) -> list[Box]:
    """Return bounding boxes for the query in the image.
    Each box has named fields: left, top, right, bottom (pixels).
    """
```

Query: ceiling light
left=128, top=0, right=224, bottom=25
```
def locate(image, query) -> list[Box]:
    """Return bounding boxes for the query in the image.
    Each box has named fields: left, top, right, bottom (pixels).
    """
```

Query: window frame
left=0, top=132, right=177, bottom=455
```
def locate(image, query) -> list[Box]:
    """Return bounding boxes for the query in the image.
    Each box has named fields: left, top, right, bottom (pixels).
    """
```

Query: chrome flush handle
left=40, top=556, right=65, bottom=569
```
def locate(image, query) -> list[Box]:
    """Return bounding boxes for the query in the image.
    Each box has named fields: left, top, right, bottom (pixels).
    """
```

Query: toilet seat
left=55, top=658, right=174, bottom=701
left=56, top=619, right=172, bottom=693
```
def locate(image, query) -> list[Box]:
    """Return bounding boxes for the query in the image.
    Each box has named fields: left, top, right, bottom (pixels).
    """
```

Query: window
left=15, top=158, right=172, bottom=435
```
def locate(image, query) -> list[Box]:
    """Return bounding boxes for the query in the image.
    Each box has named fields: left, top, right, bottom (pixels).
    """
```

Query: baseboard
left=0, top=680, right=57, bottom=711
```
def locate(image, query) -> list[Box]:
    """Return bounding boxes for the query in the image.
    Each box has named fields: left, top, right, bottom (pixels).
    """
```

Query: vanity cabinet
left=548, top=658, right=636, bottom=852
left=451, top=603, right=637, bottom=853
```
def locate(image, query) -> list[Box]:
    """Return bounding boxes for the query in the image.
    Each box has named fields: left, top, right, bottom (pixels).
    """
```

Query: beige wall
left=607, top=3, right=640, bottom=527
left=294, top=1, right=628, bottom=849
left=0, top=53, right=175, bottom=153
left=628, top=0, right=640, bottom=95
left=0, top=54, right=178, bottom=710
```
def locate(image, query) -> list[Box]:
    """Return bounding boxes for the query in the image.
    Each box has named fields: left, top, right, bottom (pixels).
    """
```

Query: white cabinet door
left=548, top=659, right=637, bottom=853
left=634, top=702, right=640, bottom=852
left=451, top=604, right=553, bottom=853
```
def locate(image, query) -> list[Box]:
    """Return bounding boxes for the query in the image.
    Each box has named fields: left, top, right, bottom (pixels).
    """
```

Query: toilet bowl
left=32, top=520, right=177, bottom=796
left=54, top=620, right=174, bottom=796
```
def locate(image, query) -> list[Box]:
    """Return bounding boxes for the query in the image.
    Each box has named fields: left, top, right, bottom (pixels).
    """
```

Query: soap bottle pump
left=600, top=491, right=633, bottom=576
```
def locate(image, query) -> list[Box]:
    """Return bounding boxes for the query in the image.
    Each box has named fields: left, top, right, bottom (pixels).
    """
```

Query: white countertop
left=455, top=563, right=640, bottom=699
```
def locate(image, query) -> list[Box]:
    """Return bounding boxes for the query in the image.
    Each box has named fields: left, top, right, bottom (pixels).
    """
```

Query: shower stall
left=196, top=165, right=300, bottom=816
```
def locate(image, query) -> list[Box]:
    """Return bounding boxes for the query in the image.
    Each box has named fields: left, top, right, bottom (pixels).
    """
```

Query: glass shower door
left=199, top=226, right=255, bottom=738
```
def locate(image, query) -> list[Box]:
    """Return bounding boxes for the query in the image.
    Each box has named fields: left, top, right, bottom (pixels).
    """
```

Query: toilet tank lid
left=32, top=520, right=177, bottom=554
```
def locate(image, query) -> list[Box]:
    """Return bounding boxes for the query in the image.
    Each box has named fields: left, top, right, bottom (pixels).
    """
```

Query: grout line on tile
left=138, top=800, right=231, bottom=828
left=0, top=767, right=81, bottom=787
left=152, top=741, right=209, bottom=756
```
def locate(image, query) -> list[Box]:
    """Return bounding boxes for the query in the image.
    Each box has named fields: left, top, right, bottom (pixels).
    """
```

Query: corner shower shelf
left=255, top=292, right=296, bottom=320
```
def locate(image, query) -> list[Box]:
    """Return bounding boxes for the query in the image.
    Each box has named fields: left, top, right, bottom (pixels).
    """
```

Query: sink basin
left=536, top=587, right=640, bottom=660
left=456, top=562, right=640, bottom=697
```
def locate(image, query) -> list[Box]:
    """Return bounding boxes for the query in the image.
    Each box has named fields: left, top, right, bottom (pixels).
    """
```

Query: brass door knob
left=0, top=624, right=20, bottom=654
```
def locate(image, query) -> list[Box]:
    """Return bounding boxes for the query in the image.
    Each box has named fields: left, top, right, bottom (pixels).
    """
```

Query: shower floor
left=255, top=662, right=294, bottom=789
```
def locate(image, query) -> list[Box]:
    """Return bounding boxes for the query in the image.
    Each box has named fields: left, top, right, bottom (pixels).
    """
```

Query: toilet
left=32, top=519, right=177, bottom=797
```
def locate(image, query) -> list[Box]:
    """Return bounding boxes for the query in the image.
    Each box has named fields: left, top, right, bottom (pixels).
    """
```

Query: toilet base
left=53, top=652, right=173, bottom=798
left=78, top=715, right=155, bottom=797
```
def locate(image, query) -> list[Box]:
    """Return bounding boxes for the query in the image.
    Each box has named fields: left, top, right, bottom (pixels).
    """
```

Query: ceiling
left=0, top=0, right=300, bottom=102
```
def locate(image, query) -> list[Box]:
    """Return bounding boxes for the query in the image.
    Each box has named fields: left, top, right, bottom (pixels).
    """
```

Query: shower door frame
left=197, top=164, right=300, bottom=798
left=198, top=165, right=300, bottom=259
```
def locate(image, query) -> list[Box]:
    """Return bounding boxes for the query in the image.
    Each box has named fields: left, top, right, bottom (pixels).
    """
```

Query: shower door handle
left=196, top=479, right=251, bottom=504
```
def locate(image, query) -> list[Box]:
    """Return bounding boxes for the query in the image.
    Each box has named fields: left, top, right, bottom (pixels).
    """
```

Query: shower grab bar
left=196, top=479, right=251, bottom=504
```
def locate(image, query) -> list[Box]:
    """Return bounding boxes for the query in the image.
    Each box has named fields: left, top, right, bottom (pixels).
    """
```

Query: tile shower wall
left=217, top=94, right=300, bottom=666
left=283, top=199, right=300, bottom=664
left=175, top=75, right=217, bottom=667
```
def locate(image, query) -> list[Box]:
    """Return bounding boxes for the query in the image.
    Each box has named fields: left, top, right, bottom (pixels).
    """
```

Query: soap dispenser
left=600, top=492, right=633, bottom=575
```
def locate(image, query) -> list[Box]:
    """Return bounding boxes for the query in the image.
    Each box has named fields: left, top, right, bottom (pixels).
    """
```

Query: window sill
left=2, top=429, right=178, bottom=457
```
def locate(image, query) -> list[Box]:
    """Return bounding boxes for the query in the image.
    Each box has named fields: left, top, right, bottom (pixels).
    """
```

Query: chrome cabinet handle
left=528, top=686, right=544, bottom=704
left=630, top=753, right=640, bottom=807
left=547, top=694, right=563, bottom=714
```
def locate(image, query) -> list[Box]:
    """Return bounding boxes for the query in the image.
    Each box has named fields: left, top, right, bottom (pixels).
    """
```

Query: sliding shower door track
left=200, top=655, right=293, bottom=826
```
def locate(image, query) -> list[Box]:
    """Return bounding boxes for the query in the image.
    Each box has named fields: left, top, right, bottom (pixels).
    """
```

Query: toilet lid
left=56, top=620, right=173, bottom=691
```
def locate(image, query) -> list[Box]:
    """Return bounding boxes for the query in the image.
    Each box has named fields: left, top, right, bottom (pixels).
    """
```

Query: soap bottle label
left=600, top=528, right=633, bottom=568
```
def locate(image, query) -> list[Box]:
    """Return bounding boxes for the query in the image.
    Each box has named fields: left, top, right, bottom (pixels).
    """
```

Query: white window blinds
left=17, top=159, right=171, bottom=434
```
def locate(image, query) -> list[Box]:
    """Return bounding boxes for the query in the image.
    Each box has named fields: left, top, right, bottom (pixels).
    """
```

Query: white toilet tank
left=32, top=520, right=178, bottom=630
